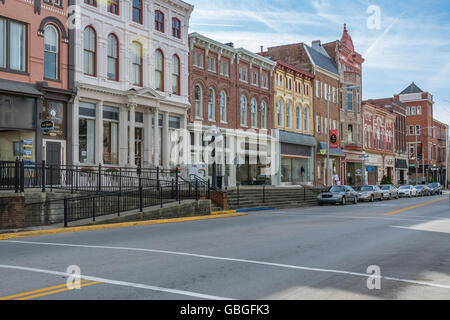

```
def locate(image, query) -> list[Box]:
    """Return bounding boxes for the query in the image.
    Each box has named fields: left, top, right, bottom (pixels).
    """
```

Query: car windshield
left=428, top=183, right=439, bottom=188
left=326, top=186, right=345, bottom=193
left=381, top=186, right=390, bottom=190
left=359, top=186, right=373, bottom=191
left=415, top=186, right=423, bottom=189
left=399, top=186, right=410, bottom=189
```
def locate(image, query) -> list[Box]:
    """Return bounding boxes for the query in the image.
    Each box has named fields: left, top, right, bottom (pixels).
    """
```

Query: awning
left=316, top=142, right=345, bottom=157
left=279, top=130, right=316, bottom=147
left=0, top=78, right=43, bottom=97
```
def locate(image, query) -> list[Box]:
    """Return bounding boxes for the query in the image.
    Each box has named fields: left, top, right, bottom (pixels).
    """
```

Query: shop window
left=42, top=101, right=65, bottom=139
left=79, top=102, right=96, bottom=164
left=103, top=105, right=119, bottom=164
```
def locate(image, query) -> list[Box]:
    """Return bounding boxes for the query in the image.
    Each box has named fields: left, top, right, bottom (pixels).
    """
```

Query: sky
left=187, top=0, right=450, bottom=126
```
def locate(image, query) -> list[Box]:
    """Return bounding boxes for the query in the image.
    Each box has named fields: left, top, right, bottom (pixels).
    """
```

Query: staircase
left=226, top=186, right=324, bottom=210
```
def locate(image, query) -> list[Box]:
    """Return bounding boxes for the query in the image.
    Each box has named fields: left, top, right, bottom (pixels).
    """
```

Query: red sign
left=329, top=130, right=339, bottom=149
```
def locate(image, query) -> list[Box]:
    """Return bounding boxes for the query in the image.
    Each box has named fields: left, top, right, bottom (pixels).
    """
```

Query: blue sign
left=366, top=166, right=375, bottom=173
left=23, top=139, right=33, bottom=148
left=23, top=149, right=32, bottom=159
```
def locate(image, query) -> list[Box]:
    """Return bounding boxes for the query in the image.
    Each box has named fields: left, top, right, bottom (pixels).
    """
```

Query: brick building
left=362, top=102, right=396, bottom=185
left=263, top=42, right=344, bottom=187
left=365, top=98, right=408, bottom=185
left=0, top=0, right=73, bottom=165
left=188, top=33, right=277, bottom=187
left=395, top=82, right=448, bottom=184
left=272, top=60, right=315, bottom=185
left=323, top=25, right=365, bottom=186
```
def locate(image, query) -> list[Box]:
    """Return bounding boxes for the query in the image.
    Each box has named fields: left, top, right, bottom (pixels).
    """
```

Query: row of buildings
left=0, top=0, right=448, bottom=188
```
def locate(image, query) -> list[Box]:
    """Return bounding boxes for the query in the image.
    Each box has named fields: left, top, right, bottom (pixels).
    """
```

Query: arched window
left=155, top=49, right=164, bottom=91
left=194, top=85, right=203, bottom=119
left=208, top=88, right=215, bottom=120
left=261, top=101, right=267, bottom=129
left=220, top=91, right=227, bottom=122
left=44, top=25, right=59, bottom=80
left=277, top=99, right=283, bottom=127
left=240, top=95, right=247, bottom=126
left=83, top=26, right=96, bottom=76
left=155, top=10, right=164, bottom=32
left=304, top=107, right=309, bottom=132
left=107, top=34, right=119, bottom=81
left=172, top=55, right=180, bottom=95
left=132, top=41, right=142, bottom=86
left=296, top=105, right=302, bottom=130
left=286, top=101, right=292, bottom=128
left=251, top=98, right=257, bottom=128
left=172, top=18, right=181, bottom=39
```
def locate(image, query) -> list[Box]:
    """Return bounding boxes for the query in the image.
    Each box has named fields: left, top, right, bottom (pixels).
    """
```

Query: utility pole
left=327, top=88, right=331, bottom=186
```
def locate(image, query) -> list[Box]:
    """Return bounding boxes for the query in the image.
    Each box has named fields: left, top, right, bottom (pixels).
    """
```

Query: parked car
left=357, top=185, right=383, bottom=202
left=414, top=185, right=431, bottom=196
left=427, top=183, right=443, bottom=195
left=398, top=185, right=417, bottom=198
left=379, top=185, right=399, bottom=200
left=317, top=185, right=358, bottom=206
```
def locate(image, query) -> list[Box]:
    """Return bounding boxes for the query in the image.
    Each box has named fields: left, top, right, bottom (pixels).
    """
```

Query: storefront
left=364, top=153, right=383, bottom=185
left=395, top=158, right=408, bottom=185
left=316, top=142, right=345, bottom=186
left=279, top=131, right=316, bottom=186
left=384, top=155, right=395, bottom=183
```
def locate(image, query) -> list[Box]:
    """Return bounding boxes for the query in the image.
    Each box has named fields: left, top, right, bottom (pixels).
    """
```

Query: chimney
left=261, top=46, right=264, bottom=54
left=312, top=40, right=321, bottom=46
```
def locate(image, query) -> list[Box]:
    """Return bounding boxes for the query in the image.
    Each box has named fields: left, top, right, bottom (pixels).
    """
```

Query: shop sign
left=329, top=130, right=339, bottom=149
left=23, top=149, right=32, bottom=159
left=41, top=120, right=54, bottom=133
left=23, top=139, right=32, bottom=148
left=320, top=149, right=327, bottom=155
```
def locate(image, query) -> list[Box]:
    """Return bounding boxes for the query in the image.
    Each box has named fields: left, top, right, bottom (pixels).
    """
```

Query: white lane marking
left=391, top=220, right=450, bottom=234
left=3, top=240, right=450, bottom=290
left=0, top=264, right=232, bottom=300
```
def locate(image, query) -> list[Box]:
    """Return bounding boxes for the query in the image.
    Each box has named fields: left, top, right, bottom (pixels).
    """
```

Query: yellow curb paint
left=0, top=280, right=90, bottom=300
left=0, top=213, right=247, bottom=241
left=16, top=281, right=101, bottom=300
left=211, top=210, right=236, bottom=215
left=384, top=198, right=445, bottom=215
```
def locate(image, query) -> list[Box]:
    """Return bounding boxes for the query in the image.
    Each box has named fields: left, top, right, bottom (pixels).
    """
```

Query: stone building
left=188, top=33, right=276, bottom=187
left=0, top=0, right=73, bottom=165
left=71, top=0, right=193, bottom=169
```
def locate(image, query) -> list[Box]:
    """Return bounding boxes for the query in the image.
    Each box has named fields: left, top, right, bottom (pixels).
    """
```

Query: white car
left=398, top=185, right=417, bottom=198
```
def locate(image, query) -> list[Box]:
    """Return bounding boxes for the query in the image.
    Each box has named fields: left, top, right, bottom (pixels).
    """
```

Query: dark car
left=380, top=185, right=399, bottom=200
left=427, top=183, right=443, bottom=195
left=356, top=185, right=383, bottom=202
left=317, top=185, right=358, bottom=206
left=414, top=185, right=431, bottom=196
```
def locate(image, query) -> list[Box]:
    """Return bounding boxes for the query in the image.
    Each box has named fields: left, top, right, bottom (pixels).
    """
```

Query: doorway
left=46, top=141, right=61, bottom=185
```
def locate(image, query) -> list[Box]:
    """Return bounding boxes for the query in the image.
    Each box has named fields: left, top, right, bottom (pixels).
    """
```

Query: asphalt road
left=0, top=194, right=449, bottom=300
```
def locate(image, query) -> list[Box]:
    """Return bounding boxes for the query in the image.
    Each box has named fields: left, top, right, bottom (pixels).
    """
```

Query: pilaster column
left=128, top=103, right=136, bottom=167
left=162, top=111, right=170, bottom=169
left=143, top=109, right=153, bottom=167
left=72, top=96, right=80, bottom=165
left=153, top=107, right=160, bottom=166
left=119, top=106, right=128, bottom=166
left=95, top=100, right=104, bottom=165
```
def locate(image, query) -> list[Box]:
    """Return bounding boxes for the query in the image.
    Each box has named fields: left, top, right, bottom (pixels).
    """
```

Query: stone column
left=162, top=111, right=170, bottom=169
left=128, top=103, right=136, bottom=167
left=118, top=106, right=128, bottom=166
left=143, top=109, right=153, bottom=167
left=72, top=96, right=80, bottom=165
left=95, top=100, right=103, bottom=165
left=153, top=107, right=160, bottom=167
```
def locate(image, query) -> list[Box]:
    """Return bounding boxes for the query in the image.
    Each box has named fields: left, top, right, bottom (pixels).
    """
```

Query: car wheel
left=370, top=195, right=374, bottom=202
left=341, top=197, right=346, bottom=205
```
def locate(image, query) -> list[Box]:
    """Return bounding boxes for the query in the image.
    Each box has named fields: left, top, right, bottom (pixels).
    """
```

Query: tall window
left=417, top=106, right=422, bottom=115
left=84, top=0, right=97, bottom=6
left=277, top=99, right=283, bottom=127
left=44, top=25, right=58, bottom=80
left=195, top=85, right=202, bottom=119
left=107, top=34, right=118, bottom=81
left=296, top=105, right=302, bottom=130
left=0, top=18, right=5, bottom=68
left=348, top=124, right=354, bottom=142
left=261, top=101, right=267, bottom=129
left=172, top=18, right=181, bottom=38
left=411, top=106, right=416, bottom=115
left=83, top=27, right=96, bottom=76
left=220, top=91, right=227, bottom=122
left=132, top=0, right=142, bottom=24
left=79, top=102, right=96, bottom=164
left=240, top=95, right=247, bottom=126
left=155, top=10, right=164, bottom=32
left=132, top=42, right=142, bottom=86
left=406, top=107, right=410, bottom=115
left=103, top=105, right=119, bottom=164
left=208, top=88, right=215, bottom=121
left=108, top=0, right=119, bottom=15
left=155, top=49, right=164, bottom=91
left=172, top=55, right=180, bottom=95
left=347, top=87, right=353, bottom=111
left=286, top=102, right=292, bottom=128
left=251, top=98, right=257, bottom=128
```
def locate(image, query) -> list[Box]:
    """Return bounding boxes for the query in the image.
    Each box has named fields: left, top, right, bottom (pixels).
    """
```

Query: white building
left=72, top=0, right=193, bottom=169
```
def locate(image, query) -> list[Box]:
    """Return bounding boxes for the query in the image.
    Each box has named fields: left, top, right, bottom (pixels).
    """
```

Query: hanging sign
left=40, top=120, right=54, bottom=133
left=329, top=130, right=339, bottom=149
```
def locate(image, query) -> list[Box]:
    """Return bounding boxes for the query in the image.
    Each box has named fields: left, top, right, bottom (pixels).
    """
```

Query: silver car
left=380, top=185, right=399, bottom=200
left=357, top=185, right=383, bottom=202
left=398, top=185, right=417, bottom=198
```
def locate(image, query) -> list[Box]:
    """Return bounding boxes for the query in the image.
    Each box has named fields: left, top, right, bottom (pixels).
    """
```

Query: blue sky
left=188, top=0, right=450, bottom=126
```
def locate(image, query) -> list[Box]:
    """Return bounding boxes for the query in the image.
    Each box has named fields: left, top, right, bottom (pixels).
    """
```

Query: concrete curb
left=0, top=212, right=248, bottom=240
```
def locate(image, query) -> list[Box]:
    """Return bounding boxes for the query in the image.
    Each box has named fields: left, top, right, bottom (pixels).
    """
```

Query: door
left=46, top=141, right=61, bottom=185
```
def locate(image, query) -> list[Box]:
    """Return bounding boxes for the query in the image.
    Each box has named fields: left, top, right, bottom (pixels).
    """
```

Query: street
left=0, top=195, right=449, bottom=300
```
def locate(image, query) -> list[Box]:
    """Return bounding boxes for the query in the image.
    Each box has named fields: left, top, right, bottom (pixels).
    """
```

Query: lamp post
left=360, top=151, right=369, bottom=186
left=414, top=126, right=435, bottom=184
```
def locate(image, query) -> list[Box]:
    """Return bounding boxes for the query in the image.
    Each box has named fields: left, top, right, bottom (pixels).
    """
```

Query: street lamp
left=414, top=126, right=435, bottom=184
left=326, top=85, right=360, bottom=186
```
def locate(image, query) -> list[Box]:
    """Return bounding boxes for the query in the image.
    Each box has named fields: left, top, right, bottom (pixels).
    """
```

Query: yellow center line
left=0, top=280, right=92, bottom=300
left=384, top=198, right=445, bottom=215
left=16, top=281, right=101, bottom=300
